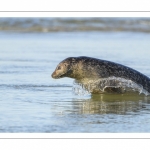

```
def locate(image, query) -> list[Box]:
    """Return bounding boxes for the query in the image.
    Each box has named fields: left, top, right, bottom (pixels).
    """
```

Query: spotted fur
left=52, top=56, right=150, bottom=93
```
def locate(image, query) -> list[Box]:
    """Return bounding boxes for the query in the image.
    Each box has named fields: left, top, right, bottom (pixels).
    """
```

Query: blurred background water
left=1, top=18, right=150, bottom=132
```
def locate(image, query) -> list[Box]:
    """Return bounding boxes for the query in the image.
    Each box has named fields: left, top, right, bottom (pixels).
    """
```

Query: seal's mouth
left=51, top=72, right=65, bottom=79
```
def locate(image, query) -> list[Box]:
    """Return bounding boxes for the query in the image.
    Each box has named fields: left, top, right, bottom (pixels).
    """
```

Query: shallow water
left=1, top=21, right=150, bottom=132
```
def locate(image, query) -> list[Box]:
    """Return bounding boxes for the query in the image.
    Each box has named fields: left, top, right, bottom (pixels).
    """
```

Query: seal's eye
left=57, top=66, right=61, bottom=70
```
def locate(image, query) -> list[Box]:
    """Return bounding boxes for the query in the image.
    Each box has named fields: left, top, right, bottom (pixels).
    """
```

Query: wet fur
left=52, top=56, right=150, bottom=93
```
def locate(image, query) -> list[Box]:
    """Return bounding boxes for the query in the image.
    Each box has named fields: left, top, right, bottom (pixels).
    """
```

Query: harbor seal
left=51, top=56, right=150, bottom=94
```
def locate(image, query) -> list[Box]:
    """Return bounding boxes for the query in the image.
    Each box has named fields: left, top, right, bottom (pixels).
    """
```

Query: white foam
left=73, top=76, right=150, bottom=96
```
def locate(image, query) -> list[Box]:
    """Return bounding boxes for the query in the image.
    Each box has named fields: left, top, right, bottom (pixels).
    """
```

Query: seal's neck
left=68, top=61, right=100, bottom=81
left=65, top=61, right=84, bottom=80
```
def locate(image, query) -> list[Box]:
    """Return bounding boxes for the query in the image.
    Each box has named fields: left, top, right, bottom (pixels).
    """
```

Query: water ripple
left=0, top=84, right=72, bottom=89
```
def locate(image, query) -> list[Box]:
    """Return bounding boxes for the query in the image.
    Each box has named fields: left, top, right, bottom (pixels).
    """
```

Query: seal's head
left=52, top=56, right=102, bottom=81
left=51, top=57, right=79, bottom=79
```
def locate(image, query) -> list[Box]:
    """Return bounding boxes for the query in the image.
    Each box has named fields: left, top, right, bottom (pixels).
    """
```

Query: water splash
left=73, top=76, right=150, bottom=96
